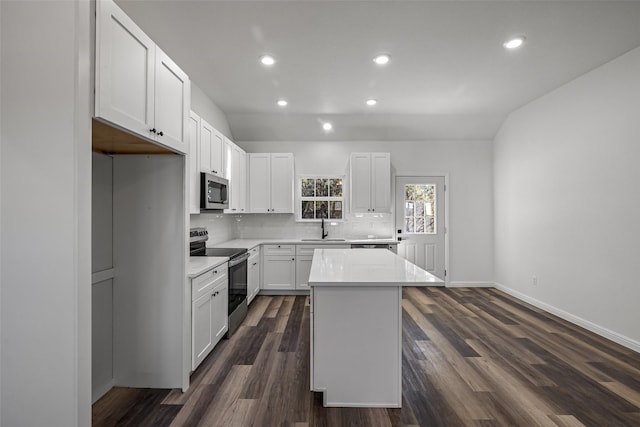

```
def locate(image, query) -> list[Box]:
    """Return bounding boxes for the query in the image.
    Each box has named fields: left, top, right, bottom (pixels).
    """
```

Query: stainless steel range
left=190, top=228, right=248, bottom=337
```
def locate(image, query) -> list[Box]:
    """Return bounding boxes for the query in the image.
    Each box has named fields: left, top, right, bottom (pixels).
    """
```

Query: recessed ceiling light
left=373, top=54, right=391, bottom=65
left=366, top=99, right=378, bottom=106
left=503, top=36, right=525, bottom=50
left=277, top=99, right=288, bottom=107
left=322, top=122, right=333, bottom=132
left=260, top=55, right=276, bottom=66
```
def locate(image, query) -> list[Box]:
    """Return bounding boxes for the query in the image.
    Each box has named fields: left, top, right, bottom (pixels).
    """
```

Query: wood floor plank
left=93, top=290, right=640, bottom=427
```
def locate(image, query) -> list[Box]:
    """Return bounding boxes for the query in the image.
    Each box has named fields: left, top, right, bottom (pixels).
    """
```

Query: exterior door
left=395, top=176, right=446, bottom=282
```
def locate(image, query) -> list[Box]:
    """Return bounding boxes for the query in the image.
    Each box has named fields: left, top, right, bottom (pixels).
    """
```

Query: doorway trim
left=393, top=172, right=450, bottom=286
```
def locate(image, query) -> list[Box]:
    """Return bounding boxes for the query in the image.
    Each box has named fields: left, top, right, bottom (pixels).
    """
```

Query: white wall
left=238, top=140, right=494, bottom=284
left=493, top=46, right=640, bottom=348
left=191, top=82, right=233, bottom=139
left=1, top=1, right=92, bottom=425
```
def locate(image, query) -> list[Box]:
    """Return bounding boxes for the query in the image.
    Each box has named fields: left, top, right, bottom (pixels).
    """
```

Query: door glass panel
left=404, top=184, right=436, bottom=234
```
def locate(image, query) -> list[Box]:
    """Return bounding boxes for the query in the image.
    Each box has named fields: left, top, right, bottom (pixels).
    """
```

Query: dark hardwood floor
left=93, top=288, right=640, bottom=426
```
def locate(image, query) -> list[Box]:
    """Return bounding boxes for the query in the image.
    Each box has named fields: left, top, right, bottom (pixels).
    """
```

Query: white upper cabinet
left=188, top=112, right=201, bottom=214
left=199, top=119, right=224, bottom=177
left=350, top=153, right=391, bottom=213
left=96, top=0, right=190, bottom=154
left=223, top=139, right=247, bottom=214
left=248, top=153, right=294, bottom=213
left=154, top=47, right=190, bottom=153
left=248, top=154, right=271, bottom=213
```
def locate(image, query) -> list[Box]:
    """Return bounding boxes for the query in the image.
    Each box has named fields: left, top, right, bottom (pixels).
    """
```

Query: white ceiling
left=116, top=0, right=640, bottom=142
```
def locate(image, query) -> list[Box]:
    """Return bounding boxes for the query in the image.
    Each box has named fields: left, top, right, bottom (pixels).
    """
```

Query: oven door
left=228, top=253, right=249, bottom=314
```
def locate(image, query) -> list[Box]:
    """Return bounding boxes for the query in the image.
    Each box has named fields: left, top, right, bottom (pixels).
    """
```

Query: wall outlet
left=532, top=275, right=538, bottom=286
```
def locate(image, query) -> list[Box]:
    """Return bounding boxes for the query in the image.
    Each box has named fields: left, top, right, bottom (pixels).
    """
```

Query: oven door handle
left=228, top=253, right=250, bottom=267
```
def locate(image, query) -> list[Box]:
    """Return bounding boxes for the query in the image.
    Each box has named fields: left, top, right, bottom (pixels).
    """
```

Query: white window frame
left=296, top=175, right=345, bottom=222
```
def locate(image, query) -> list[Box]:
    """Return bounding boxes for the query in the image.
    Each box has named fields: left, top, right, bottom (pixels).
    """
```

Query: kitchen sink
left=301, top=238, right=346, bottom=242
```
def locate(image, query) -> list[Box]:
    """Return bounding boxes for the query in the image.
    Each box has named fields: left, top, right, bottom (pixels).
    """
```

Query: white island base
left=309, top=249, right=443, bottom=408
left=311, top=285, right=402, bottom=407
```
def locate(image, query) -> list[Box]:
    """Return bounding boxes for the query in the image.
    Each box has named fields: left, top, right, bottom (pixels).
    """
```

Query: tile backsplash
left=191, top=212, right=394, bottom=243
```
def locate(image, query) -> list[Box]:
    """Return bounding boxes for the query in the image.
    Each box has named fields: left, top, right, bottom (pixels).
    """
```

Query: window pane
left=301, top=178, right=315, bottom=197
left=315, top=179, right=329, bottom=197
left=330, top=178, right=343, bottom=197
left=405, top=217, right=414, bottom=233
left=301, top=201, right=315, bottom=219
left=315, top=201, right=328, bottom=219
left=405, top=201, right=414, bottom=217
left=404, top=183, right=436, bottom=234
left=329, top=201, right=342, bottom=219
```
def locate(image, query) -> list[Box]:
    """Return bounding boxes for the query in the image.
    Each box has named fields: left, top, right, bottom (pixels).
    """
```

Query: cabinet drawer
left=248, top=245, right=261, bottom=260
left=296, top=244, right=350, bottom=256
left=192, top=263, right=228, bottom=301
left=263, top=244, right=295, bottom=256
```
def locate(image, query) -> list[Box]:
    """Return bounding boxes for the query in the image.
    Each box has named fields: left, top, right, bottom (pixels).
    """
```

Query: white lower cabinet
left=247, top=246, right=261, bottom=304
left=191, top=264, right=228, bottom=371
left=262, top=244, right=296, bottom=290
left=295, top=256, right=313, bottom=290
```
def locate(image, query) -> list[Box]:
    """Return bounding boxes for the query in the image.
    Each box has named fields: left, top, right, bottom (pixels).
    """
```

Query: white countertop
left=188, top=256, right=228, bottom=278
left=309, top=249, right=443, bottom=287
left=209, top=238, right=398, bottom=249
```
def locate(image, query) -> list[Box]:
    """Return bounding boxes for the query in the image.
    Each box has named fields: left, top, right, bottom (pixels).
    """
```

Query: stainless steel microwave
left=200, top=173, right=229, bottom=210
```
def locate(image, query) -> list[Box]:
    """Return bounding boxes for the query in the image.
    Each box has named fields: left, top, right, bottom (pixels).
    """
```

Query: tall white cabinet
left=248, top=153, right=294, bottom=213
left=224, top=139, right=247, bottom=214
left=350, top=153, right=391, bottom=213
left=95, top=0, right=190, bottom=154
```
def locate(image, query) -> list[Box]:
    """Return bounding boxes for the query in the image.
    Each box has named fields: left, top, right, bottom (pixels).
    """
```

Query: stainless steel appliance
left=190, top=228, right=248, bottom=337
left=200, top=173, right=229, bottom=210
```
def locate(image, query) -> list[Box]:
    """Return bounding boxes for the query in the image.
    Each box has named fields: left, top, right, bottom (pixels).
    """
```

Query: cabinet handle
left=157, top=130, right=164, bottom=136
left=212, top=170, right=217, bottom=174
left=232, top=208, right=237, bottom=211
left=150, top=128, right=156, bottom=134
left=372, top=209, right=375, bottom=212
left=252, top=262, right=257, bottom=266
left=292, top=258, right=295, bottom=261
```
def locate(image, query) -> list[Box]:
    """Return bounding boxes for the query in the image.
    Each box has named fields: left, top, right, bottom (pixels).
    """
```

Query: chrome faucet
left=321, top=218, right=328, bottom=239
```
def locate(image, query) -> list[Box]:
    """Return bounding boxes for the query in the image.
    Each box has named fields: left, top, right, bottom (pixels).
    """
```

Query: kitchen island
left=308, top=248, right=443, bottom=408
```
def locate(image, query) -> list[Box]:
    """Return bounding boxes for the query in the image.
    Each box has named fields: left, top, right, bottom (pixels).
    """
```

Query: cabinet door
left=192, top=293, right=213, bottom=370
left=199, top=119, right=213, bottom=173
left=224, top=142, right=242, bottom=213
left=211, top=282, right=228, bottom=345
left=95, top=0, right=155, bottom=139
left=263, top=255, right=296, bottom=290
left=270, top=153, right=294, bottom=213
left=211, top=129, right=224, bottom=177
left=350, top=153, right=372, bottom=213
left=247, top=258, right=260, bottom=304
left=371, top=153, right=391, bottom=213
left=239, top=149, right=247, bottom=213
left=154, top=47, right=190, bottom=154
left=188, top=111, right=200, bottom=214
left=295, top=255, right=313, bottom=290
left=248, top=154, right=271, bottom=213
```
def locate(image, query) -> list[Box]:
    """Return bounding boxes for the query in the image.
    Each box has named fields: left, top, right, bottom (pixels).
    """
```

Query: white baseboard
left=447, top=281, right=494, bottom=288
left=92, top=379, right=115, bottom=404
left=494, top=282, right=640, bottom=354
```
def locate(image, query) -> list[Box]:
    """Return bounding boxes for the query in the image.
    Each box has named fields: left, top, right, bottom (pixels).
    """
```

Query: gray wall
left=1, top=1, right=92, bottom=425
left=494, top=46, right=640, bottom=348
left=191, top=82, right=233, bottom=139
left=238, top=140, right=494, bottom=284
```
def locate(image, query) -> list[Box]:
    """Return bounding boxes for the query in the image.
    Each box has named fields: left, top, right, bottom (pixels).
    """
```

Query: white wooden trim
left=91, top=268, right=115, bottom=285
left=494, top=282, right=640, bottom=353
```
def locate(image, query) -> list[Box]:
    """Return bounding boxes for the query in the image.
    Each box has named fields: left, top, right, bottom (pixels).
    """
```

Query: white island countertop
left=309, top=248, right=443, bottom=287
